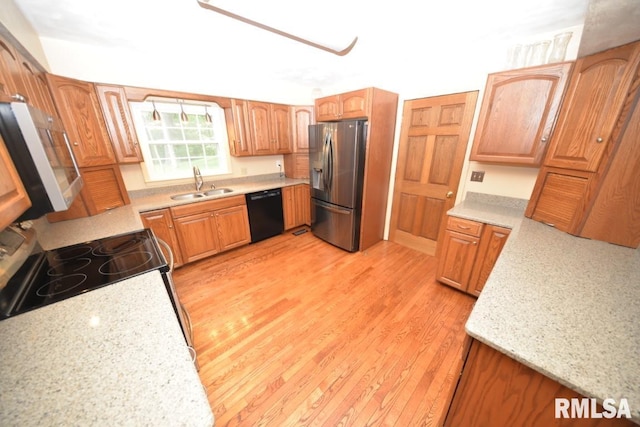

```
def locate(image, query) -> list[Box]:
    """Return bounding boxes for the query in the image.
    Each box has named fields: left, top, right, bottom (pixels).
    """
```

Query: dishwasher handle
left=247, top=188, right=281, bottom=201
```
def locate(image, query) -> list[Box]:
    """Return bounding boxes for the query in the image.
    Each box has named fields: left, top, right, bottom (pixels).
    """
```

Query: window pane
left=129, top=100, right=230, bottom=181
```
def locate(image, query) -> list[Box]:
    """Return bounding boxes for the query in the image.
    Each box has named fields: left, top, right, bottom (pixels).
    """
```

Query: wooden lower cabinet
left=140, top=208, right=183, bottom=268
left=436, top=216, right=510, bottom=296
left=445, top=339, right=635, bottom=427
left=169, top=195, right=251, bottom=264
left=282, top=184, right=310, bottom=230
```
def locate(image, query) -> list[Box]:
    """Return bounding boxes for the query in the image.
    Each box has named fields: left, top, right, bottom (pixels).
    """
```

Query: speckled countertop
left=0, top=271, right=213, bottom=426
left=449, top=192, right=640, bottom=421
left=6, top=173, right=306, bottom=426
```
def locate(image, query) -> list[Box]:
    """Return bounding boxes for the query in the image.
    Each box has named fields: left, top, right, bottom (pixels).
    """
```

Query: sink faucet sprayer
left=193, top=166, right=203, bottom=191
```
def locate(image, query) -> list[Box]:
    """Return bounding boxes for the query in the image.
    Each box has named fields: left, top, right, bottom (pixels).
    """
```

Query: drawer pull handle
left=457, top=225, right=471, bottom=230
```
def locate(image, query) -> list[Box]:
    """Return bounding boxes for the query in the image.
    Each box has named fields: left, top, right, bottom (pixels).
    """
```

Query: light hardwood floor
left=173, top=229, right=475, bottom=427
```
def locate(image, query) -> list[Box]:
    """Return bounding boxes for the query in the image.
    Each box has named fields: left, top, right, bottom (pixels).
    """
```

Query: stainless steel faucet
left=193, top=166, right=203, bottom=191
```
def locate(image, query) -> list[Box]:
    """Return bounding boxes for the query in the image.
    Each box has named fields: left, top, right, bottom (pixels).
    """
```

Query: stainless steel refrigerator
left=309, top=120, right=367, bottom=252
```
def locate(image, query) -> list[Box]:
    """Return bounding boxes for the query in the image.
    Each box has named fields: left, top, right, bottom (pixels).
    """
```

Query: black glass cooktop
left=0, top=229, right=168, bottom=320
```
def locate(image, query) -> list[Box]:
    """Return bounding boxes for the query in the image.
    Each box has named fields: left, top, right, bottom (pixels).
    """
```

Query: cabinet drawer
left=446, top=216, right=483, bottom=237
left=170, top=195, right=246, bottom=218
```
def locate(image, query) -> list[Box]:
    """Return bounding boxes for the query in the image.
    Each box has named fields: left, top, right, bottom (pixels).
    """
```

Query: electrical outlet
left=470, top=171, right=485, bottom=182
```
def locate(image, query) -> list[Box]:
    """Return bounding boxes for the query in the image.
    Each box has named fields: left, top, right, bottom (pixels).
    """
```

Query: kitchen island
left=446, top=192, right=640, bottom=424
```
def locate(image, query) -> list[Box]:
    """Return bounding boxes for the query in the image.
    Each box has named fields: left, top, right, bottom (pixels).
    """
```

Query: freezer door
left=309, top=121, right=366, bottom=209
left=311, top=198, right=359, bottom=252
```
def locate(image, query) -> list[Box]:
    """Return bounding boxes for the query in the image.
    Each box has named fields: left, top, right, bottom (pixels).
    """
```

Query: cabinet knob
left=446, top=191, right=454, bottom=198
left=596, top=137, right=604, bottom=143
left=472, top=241, right=478, bottom=245
left=73, top=142, right=79, bottom=146
left=541, top=136, right=548, bottom=142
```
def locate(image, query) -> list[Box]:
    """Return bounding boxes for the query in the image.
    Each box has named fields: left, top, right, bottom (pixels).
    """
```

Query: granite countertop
left=0, top=271, right=213, bottom=426
left=448, top=192, right=640, bottom=421
left=32, top=174, right=308, bottom=250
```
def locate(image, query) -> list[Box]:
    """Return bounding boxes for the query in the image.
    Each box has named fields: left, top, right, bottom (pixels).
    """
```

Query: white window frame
left=129, top=100, right=230, bottom=182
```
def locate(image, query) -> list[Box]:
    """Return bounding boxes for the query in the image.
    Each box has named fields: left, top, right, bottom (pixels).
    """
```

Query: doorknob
left=446, top=191, right=454, bottom=198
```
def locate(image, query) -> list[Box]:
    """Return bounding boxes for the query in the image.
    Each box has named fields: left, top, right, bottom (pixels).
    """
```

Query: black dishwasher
left=245, top=188, right=284, bottom=243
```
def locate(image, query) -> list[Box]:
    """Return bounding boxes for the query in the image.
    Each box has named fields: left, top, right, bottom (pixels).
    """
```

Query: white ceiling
left=11, top=0, right=594, bottom=89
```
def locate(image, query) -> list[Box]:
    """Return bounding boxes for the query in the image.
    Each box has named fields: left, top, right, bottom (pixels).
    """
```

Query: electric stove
left=0, top=229, right=168, bottom=320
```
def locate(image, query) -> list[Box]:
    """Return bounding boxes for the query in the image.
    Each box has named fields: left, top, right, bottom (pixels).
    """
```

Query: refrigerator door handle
left=315, top=199, right=351, bottom=215
left=322, top=132, right=330, bottom=190
left=326, top=132, right=333, bottom=191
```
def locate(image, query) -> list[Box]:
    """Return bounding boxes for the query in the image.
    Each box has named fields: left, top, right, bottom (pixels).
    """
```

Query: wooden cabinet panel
left=247, top=101, right=272, bottom=155
left=339, top=88, right=369, bottom=119
left=45, top=164, right=130, bottom=223
left=226, top=99, right=252, bottom=156
left=171, top=195, right=250, bottom=264
left=437, top=216, right=511, bottom=296
left=468, top=226, right=510, bottom=296
left=295, top=184, right=310, bottom=226
left=246, top=101, right=292, bottom=155
left=528, top=167, right=594, bottom=233
left=315, top=95, right=340, bottom=122
left=283, top=184, right=311, bottom=230
left=214, top=204, right=251, bottom=251
left=544, top=42, right=640, bottom=172
left=291, top=106, right=314, bottom=152
left=174, top=211, right=220, bottom=263
left=446, top=340, right=635, bottom=427
left=271, top=104, right=292, bottom=153
left=436, top=229, right=480, bottom=291
left=140, top=208, right=184, bottom=268
left=315, top=89, right=369, bottom=121
left=0, top=36, right=28, bottom=100
left=282, top=185, right=296, bottom=230
left=0, top=134, right=31, bottom=229
left=46, top=74, right=116, bottom=167
left=95, top=84, right=142, bottom=163
left=470, top=62, right=572, bottom=166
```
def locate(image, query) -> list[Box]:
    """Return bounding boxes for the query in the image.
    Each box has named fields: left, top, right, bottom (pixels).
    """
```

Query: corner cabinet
left=0, top=134, right=31, bottom=229
left=140, top=208, right=184, bottom=268
left=436, top=216, right=509, bottom=297
left=470, top=62, right=572, bottom=166
left=526, top=41, right=640, bottom=248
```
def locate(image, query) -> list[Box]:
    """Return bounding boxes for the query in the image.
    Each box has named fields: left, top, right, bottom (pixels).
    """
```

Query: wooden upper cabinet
left=315, top=88, right=369, bottom=121
left=470, top=62, right=573, bottom=166
left=0, top=134, right=31, bottom=230
left=544, top=41, right=640, bottom=172
left=226, top=99, right=253, bottom=156
left=95, top=84, right=142, bottom=164
left=0, top=36, right=28, bottom=101
left=247, top=101, right=272, bottom=155
left=46, top=74, right=116, bottom=167
left=271, top=104, right=292, bottom=153
left=246, top=101, right=292, bottom=155
left=291, top=106, right=314, bottom=153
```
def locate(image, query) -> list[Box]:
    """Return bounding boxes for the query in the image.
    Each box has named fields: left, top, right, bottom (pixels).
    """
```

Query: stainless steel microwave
left=0, top=102, right=83, bottom=221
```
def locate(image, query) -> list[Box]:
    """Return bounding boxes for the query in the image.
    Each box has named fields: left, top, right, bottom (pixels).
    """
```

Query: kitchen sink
left=203, top=188, right=233, bottom=196
left=170, top=188, right=233, bottom=200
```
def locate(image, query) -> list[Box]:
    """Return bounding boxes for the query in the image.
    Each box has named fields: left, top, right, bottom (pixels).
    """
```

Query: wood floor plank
left=173, top=229, right=475, bottom=426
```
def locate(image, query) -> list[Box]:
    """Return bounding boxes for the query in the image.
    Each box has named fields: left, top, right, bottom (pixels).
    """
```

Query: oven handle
left=156, top=238, right=174, bottom=273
